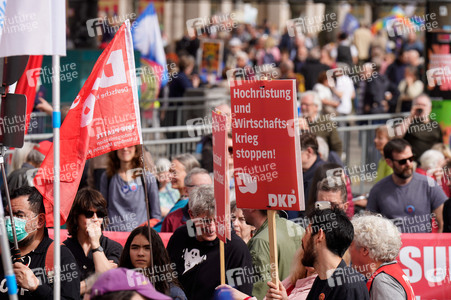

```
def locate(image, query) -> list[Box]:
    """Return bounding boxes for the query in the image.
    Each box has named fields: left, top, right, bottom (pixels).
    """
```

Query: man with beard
left=367, top=139, right=447, bottom=233
left=304, top=208, right=369, bottom=300
left=0, top=186, right=80, bottom=299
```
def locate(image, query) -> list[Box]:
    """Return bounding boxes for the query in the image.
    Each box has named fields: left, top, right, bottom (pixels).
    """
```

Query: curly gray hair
left=188, top=185, right=215, bottom=218
left=352, top=214, right=402, bottom=262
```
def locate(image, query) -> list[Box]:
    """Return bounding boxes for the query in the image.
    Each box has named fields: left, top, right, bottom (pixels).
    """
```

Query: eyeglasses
left=82, top=210, right=106, bottom=219
left=228, top=147, right=233, bottom=155
left=391, top=156, right=415, bottom=165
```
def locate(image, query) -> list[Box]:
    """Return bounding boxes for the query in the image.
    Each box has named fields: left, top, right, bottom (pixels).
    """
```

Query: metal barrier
left=22, top=111, right=410, bottom=194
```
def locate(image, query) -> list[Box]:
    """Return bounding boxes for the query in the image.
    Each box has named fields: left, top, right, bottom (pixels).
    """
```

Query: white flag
left=0, top=0, right=66, bottom=57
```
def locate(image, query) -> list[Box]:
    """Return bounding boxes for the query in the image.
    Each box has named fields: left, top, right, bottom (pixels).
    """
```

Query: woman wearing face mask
left=64, top=188, right=123, bottom=297
left=119, top=226, right=186, bottom=300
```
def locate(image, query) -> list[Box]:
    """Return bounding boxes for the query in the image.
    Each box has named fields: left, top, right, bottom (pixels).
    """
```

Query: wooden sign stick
left=267, top=210, right=279, bottom=290
left=220, top=240, right=225, bottom=285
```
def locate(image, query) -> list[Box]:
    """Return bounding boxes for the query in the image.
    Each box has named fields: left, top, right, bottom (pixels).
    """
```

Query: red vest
left=367, top=262, right=415, bottom=300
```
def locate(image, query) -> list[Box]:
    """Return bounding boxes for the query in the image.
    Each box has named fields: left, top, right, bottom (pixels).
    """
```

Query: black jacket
left=167, top=225, right=253, bottom=300
left=300, top=59, right=330, bottom=91
left=63, top=235, right=123, bottom=281
left=0, top=230, right=80, bottom=299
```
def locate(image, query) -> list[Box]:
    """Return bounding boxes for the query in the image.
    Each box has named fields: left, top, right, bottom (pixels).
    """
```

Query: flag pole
left=139, top=145, right=154, bottom=281
left=52, top=55, right=61, bottom=300
left=0, top=194, right=19, bottom=300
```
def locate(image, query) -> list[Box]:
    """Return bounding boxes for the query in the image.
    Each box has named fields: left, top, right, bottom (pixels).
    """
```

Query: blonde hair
left=432, top=143, right=451, bottom=160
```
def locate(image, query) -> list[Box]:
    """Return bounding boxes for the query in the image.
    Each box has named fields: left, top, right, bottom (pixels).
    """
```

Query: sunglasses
left=391, top=156, right=415, bottom=165
left=228, top=147, right=233, bottom=155
left=82, top=210, right=106, bottom=219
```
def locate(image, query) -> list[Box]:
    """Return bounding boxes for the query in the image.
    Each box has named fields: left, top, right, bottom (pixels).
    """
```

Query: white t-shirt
left=335, top=75, right=355, bottom=115
left=313, top=83, right=333, bottom=101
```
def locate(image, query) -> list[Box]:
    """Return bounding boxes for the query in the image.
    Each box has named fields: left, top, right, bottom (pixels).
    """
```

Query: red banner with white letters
left=212, top=110, right=231, bottom=243
left=230, top=80, right=304, bottom=211
left=398, top=233, right=451, bottom=299
left=34, top=21, right=142, bottom=226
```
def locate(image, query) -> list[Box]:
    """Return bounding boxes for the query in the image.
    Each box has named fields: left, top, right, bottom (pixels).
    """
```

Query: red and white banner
left=35, top=20, right=142, bottom=226
left=45, top=230, right=451, bottom=299
left=212, top=110, right=231, bottom=242
left=230, top=80, right=304, bottom=211
left=398, top=233, right=451, bottom=299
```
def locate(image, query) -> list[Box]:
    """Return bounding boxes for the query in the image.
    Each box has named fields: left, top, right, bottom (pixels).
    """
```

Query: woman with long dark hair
left=100, top=145, right=161, bottom=231
left=119, top=226, right=186, bottom=299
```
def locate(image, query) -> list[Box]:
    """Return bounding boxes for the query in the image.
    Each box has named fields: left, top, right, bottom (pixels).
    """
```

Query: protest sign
left=199, top=39, right=223, bottom=77
left=230, top=79, right=304, bottom=211
left=212, top=110, right=231, bottom=243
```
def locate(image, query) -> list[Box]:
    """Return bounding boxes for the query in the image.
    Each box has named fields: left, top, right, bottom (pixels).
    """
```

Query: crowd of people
left=160, top=8, right=434, bottom=128
left=2, top=98, right=450, bottom=298
left=1, top=7, right=451, bottom=300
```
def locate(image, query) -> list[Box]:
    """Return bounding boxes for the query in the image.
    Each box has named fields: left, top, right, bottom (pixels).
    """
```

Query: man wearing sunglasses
left=367, top=139, right=447, bottom=233
left=0, top=186, right=80, bottom=299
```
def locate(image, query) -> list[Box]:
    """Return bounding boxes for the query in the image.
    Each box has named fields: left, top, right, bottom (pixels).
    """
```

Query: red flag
left=14, top=55, right=44, bottom=134
left=34, top=21, right=142, bottom=226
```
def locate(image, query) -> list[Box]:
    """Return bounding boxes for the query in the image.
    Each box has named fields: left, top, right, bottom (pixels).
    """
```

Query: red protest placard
left=212, top=110, right=231, bottom=242
left=230, top=80, right=304, bottom=211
